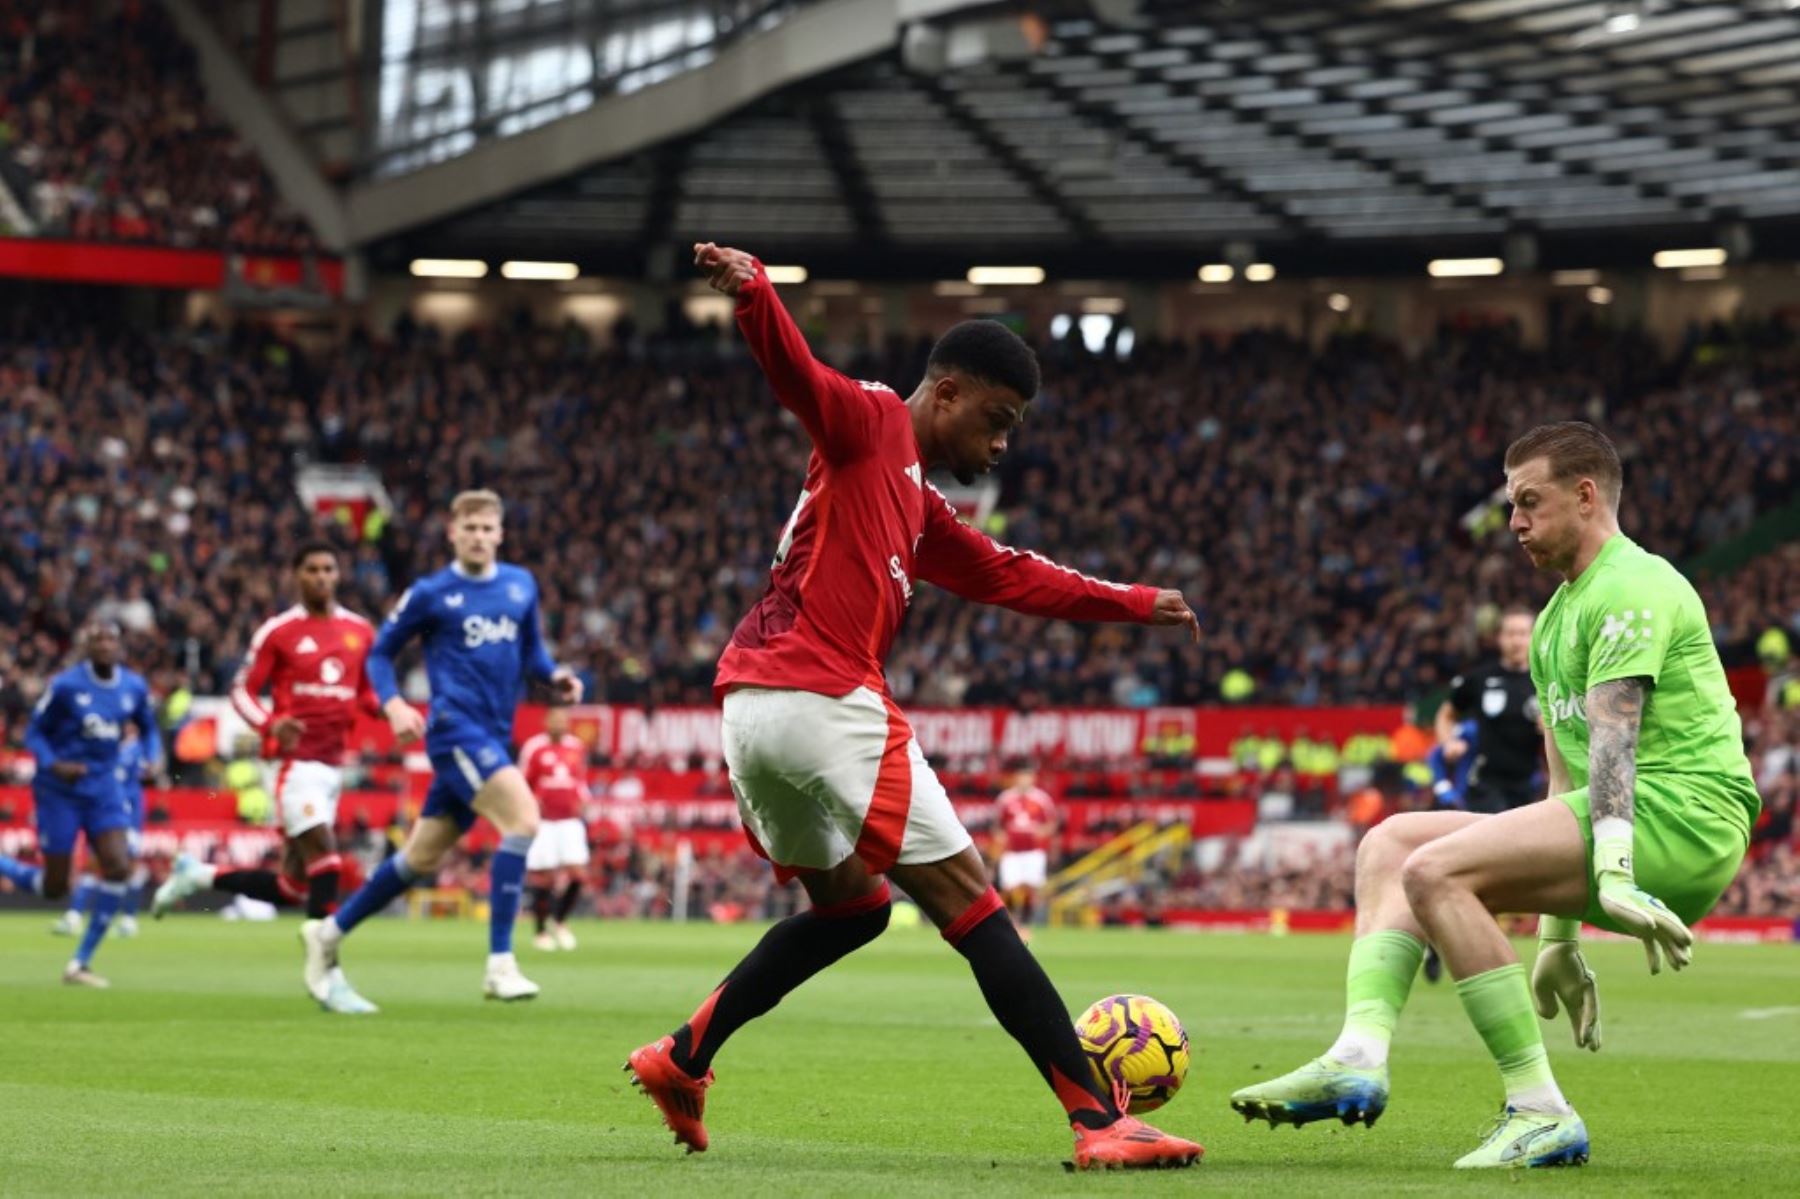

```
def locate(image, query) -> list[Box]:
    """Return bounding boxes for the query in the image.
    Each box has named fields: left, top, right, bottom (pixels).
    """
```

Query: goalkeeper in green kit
left=1231, top=421, right=1760, bottom=1168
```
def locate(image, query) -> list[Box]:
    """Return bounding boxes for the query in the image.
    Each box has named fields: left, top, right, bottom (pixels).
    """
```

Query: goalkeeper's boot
left=625, top=1036, right=713, bottom=1153
left=1454, top=1106, right=1588, bottom=1169
left=1230, top=1056, right=1389, bottom=1128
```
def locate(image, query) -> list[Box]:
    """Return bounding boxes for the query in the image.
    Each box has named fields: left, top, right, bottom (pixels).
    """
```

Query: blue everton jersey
left=367, top=562, right=558, bottom=745
left=27, top=663, right=159, bottom=799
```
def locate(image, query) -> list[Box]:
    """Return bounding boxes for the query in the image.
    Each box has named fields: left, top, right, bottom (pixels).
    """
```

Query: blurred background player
left=625, top=244, right=1203, bottom=1171
left=51, top=725, right=157, bottom=939
left=0, top=621, right=160, bottom=987
left=1231, top=423, right=1759, bottom=1169
left=154, top=541, right=379, bottom=1013
left=302, top=490, right=583, bottom=1006
left=994, top=767, right=1056, bottom=931
left=520, top=706, right=593, bottom=952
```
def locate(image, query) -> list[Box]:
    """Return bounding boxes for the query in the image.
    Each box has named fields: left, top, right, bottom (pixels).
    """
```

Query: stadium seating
left=0, top=0, right=317, bottom=251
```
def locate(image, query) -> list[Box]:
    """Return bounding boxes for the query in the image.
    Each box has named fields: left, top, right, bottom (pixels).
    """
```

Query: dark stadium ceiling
left=369, top=0, right=1800, bottom=279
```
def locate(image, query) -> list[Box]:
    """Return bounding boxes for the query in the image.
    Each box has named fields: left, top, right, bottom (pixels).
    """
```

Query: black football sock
left=946, top=888, right=1121, bottom=1130
left=305, top=854, right=341, bottom=920
left=213, top=869, right=291, bottom=907
left=671, top=883, right=892, bottom=1077
left=530, top=886, right=552, bottom=934
left=554, top=879, right=583, bottom=923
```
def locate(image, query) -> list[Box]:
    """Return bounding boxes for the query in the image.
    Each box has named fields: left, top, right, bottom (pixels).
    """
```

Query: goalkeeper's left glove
left=1592, top=822, right=1693, bottom=975
left=1530, top=915, right=1601, bottom=1051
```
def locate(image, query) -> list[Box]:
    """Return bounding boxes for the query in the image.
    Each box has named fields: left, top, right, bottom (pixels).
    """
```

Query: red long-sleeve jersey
left=231, top=605, right=377, bottom=765
left=715, top=264, right=1157, bottom=701
left=997, top=785, right=1057, bottom=854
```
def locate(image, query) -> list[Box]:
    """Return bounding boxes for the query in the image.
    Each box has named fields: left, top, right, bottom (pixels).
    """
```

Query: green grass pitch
left=2, top=913, right=1797, bottom=1195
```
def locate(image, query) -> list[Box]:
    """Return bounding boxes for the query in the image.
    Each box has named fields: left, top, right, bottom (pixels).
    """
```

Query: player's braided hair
left=926, top=320, right=1041, bottom=401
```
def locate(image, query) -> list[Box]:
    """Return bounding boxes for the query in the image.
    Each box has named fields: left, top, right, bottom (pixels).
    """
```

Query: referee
left=1434, top=606, right=1542, bottom=813
left=1423, top=606, right=1541, bottom=982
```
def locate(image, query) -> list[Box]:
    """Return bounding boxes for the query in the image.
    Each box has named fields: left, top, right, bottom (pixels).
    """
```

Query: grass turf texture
left=2, top=914, right=1796, bottom=1195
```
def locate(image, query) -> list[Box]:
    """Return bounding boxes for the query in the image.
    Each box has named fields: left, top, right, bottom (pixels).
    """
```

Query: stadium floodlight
left=966, top=266, right=1046, bottom=286
left=1197, top=264, right=1234, bottom=283
left=1427, top=257, right=1504, bottom=278
left=501, top=261, right=580, bottom=281
left=1244, top=263, right=1276, bottom=282
left=1552, top=269, right=1601, bottom=286
left=1587, top=286, right=1614, bottom=305
left=1653, top=247, right=1727, bottom=269
left=763, top=265, right=809, bottom=284
left=410, top=258, right=488, bottom=279
left=1327, top=293, right=1351, bottom=312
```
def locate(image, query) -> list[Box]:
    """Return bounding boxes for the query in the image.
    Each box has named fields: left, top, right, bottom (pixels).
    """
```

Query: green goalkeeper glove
left=1530, top=916, right=1600, bottom=1051
left=1593, top=826, right=1693, bottom=975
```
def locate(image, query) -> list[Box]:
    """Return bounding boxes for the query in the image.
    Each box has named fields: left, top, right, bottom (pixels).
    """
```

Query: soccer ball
left=1074, top=993, right=1190, bottom=1113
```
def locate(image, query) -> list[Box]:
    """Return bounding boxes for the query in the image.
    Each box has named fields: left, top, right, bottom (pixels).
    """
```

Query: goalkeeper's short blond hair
left=450, top=489, right=504, bottom=522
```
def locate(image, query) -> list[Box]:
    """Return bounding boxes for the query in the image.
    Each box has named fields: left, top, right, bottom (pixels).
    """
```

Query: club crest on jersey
left=508, top=584, right=527, bottom=603
left=464, top=614, right=520, bottom=647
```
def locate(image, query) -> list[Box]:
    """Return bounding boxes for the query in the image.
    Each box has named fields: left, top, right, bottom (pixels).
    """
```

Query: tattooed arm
left=1585, top=677, right=1645, bottom=831
left=1583, top=675, right=1694, bottom=973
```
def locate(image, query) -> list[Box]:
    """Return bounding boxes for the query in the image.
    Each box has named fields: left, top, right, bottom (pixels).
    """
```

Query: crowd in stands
left=0, top=0, right=317, bottom=252
left=2, top=303, right=1795, bottom=732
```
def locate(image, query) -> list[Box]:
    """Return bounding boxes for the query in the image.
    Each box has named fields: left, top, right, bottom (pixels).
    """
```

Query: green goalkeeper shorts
left=1558, top=776, right=1752, bottom=934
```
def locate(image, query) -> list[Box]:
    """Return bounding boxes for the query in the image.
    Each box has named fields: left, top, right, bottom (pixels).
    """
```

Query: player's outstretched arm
left=694, top=241, right=875, bottom=461
left=520, top=581, right=583, bottom=704
left=24, top=683, right=65, bottom=773
left=131, top=676, right=164, bottom=776
left=1586, top=676, right=1692, bottom=974
left=915, top=484, right=1196, bottom=637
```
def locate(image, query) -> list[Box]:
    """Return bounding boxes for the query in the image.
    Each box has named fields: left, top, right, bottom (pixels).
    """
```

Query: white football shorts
left=997, top=849, right=1049, bottom=891
left=527, top=817, right=591, bottom=871
left=267, top=759, right=343, bottom=838
left=721, top=686, right=971, bottom=880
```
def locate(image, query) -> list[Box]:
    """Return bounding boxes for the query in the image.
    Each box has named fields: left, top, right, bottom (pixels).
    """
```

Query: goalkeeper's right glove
left=1593, top=825, right=1693, bottom=975
left=1530, top=915, right=1601, bottom=1052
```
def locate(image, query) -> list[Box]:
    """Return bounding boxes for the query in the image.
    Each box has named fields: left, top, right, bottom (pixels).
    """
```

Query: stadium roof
left=363, top=0, right=1800, bottom=278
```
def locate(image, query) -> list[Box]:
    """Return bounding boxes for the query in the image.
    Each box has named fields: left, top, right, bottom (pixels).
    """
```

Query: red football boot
left=1071, top=1115, right=1205, bottom=1171
left=624, top=1036, right=714, bottom=1154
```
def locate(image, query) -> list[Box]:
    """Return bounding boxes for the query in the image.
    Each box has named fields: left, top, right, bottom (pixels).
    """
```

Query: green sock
left=1456, top=964, right=1571, bottom=1114
left=1325, top=930, right=1424, bottom=1068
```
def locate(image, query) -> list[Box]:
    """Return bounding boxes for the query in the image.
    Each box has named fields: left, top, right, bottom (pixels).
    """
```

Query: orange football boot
left=625, top=1036, right=714, bottom=1154
left=1071, top=1115, right=1205, bottom=1170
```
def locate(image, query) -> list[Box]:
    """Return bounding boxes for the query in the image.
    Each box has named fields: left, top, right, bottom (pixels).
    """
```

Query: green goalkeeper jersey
left=1530, top=534, right=1760, bottom=836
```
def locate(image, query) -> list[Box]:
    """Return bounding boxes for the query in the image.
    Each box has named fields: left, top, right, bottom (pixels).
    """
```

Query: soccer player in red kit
left=520, top=706, right=593, bottom=951
left=625, top=244, right=1204, bottom=1170
left=154, top=541, right=379, bottom=1013
left=995, top=768, right=1057, bottom=927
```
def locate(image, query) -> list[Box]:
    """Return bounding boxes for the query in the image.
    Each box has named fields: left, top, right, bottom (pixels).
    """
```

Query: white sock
left=318, top=917, right=345, bottom=947
left=1326, top=1028, right=1389, bottom=1070
left=488, top=952, right=516, bottom=970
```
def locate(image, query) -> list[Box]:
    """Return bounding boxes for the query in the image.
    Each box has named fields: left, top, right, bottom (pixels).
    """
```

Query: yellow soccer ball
left=1074, top=993, right=1191, bottom=1114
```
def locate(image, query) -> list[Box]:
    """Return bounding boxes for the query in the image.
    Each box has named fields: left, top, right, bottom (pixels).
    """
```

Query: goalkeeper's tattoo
left=1586, top=677, right=1646, bottom=826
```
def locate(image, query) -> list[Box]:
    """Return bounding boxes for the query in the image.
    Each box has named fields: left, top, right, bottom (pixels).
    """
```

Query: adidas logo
left=295, top=636, right=319, bottom=654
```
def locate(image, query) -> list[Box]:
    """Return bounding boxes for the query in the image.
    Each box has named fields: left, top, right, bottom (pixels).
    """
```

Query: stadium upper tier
left=0, top=0, right=318, bottom=252
left=383, top=0, right=1800, bottom=274
left=1, top=306, right=1794, bottom=720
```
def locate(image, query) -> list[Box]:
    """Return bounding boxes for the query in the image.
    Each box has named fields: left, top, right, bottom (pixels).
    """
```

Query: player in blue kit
left=301, top=490, right=583, bottom=1007
left=57, top=731, right=157, bottom=938
left=0, top=621, right=161, bottom=987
